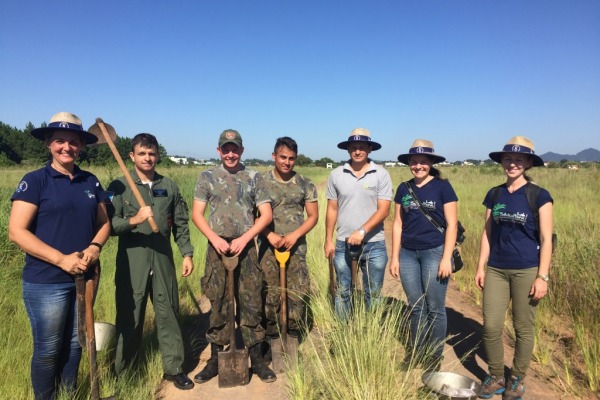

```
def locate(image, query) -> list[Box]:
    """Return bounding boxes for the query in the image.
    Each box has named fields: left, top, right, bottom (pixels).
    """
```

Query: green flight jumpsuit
left=107, top=171, right=193, bottom=376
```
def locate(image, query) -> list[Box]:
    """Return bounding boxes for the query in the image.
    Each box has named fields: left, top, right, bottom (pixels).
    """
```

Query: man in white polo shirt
left=324, top=128, right=393, bottom=319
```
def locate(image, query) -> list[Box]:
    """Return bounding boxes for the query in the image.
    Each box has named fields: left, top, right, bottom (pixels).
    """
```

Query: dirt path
left=160, top=233, right=565, bottom=399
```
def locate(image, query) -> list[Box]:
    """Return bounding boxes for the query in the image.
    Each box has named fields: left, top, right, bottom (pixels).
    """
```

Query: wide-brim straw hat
left=30, top=112, right=98, bottom=145
left=489, top=136, right=544, bottom=167
left=397, top=139, right=446, bottom=165
left=337, top=127, right=382, bottom=151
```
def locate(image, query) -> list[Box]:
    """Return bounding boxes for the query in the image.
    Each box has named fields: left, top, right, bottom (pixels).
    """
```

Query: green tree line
left=0, top=121, right=171, bottom=167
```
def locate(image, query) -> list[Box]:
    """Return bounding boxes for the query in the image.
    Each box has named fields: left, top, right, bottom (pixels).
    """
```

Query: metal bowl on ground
left=94, top=322, right=116, bottom=351
left=421, top=371, right=482, bottom=400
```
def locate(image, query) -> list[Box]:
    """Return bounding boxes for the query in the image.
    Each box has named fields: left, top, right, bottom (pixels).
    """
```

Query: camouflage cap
left=218, top=129, right=243, bottom=148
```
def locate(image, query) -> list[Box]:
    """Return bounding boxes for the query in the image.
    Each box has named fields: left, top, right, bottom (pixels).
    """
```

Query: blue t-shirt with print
left=11, top=162, right=108, bottom=283
left=483, top=184, right=553, bottom=269
left=395, top=178, right=458, bottom=250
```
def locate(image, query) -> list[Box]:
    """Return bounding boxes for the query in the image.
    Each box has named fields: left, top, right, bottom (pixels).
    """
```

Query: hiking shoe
left=502, top=375, right=525, bottom=400
left=479, top=374, right=505, bottom=398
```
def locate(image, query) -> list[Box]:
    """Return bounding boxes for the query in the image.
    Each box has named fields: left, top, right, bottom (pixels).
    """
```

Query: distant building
left=169, top=156, right=188, bottom=165
left=193, top=159, right=216, bottom=166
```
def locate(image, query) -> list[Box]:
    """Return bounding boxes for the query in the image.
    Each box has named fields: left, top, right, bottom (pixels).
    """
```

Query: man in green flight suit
left=107, top=133, right=194, bottom=390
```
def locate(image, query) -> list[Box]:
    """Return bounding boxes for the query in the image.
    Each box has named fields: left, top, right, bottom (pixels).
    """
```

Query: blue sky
left=1, top=0, right=599, bottom=162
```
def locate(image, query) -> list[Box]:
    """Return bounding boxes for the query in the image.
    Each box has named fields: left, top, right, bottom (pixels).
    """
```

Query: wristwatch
left=537, top=274, right=550, bottom=282
left=358, top=227, right=366, bottom=236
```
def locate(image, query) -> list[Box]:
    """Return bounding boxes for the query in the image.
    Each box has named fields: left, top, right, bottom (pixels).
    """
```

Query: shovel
left=328, top=253, right=336, bottom=300
left=76, top=273, right=87, bottom=348
left=218, top=254, right=250, bottom=388
left=345, top=239, right=364, bottom=291
left=88, top=118, right=159, bottom=233
left=75, top=258, right=115, bottom=400
left=270, top=249, right=299, bottom=373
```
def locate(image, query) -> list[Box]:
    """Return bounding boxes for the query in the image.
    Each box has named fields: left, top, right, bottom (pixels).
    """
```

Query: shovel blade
left=270, top=336, right=299, bottom=373
left=87, top=120, right=118, bottom=145
left=218, top=347, right=249, bottom=388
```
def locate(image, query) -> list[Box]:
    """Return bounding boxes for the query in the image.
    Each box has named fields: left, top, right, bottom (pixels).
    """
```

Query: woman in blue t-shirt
left=8, top=112, right=110, bottom=400
left=476, top=136, right=553, bottom=400
left=389, top=139, right=458, bottom=372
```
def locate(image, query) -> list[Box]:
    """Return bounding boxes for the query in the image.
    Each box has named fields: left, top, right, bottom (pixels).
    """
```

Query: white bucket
left=94, top=322, right=116, bottom=351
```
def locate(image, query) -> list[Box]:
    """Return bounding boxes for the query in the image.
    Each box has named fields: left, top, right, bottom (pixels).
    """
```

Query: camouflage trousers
left=258, top=241, right=311, bottom=337
left=201, top=242, right=265, bottom=348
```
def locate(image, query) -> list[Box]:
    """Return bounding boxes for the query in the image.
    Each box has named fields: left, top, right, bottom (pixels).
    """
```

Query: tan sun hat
left=489, top=136, right=544, bottom=167
left=337, top=127, right=382, bottom=151
left=30, top=112, right=98, bottom=144
left=397, top=139, right=446, bottom=165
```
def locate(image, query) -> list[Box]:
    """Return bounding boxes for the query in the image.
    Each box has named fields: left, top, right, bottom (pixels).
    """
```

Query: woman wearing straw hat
left=476, top=136, right=553, bottom=400
left=389, top=139, right=458, bottom=372
left=8, top=112, right=110, bottom=400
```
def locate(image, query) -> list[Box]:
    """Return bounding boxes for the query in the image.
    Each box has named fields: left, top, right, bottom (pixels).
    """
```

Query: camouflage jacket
left=194, top=164, right=270, bottom=238
left=262, top=169, right=318, bottom=238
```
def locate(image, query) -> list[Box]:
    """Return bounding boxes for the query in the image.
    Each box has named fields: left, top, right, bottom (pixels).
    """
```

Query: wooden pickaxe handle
left=96, top=118, right=159, bottom=233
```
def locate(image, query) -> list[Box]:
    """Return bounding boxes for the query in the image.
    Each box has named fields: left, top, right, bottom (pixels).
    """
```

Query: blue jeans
left=399, top=245, right=448, bottom=360
left=333, top=240, right=387, bottom=319
left=23, top=281, right=81, bottom=400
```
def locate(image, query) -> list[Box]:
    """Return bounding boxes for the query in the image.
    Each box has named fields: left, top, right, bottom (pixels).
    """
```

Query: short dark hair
left=274, top=136, right=298, bottom=154
left=132, top=133, right=159, bottom=152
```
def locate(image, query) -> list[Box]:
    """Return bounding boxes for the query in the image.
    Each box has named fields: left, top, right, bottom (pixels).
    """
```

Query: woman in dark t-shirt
left=389, top=139, right=458, bottom=372
left=476, top=136, right=553, bottom=400
left=9, top=112, right=110, bottom=400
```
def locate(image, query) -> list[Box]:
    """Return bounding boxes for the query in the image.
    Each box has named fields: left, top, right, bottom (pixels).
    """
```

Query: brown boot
left=479, top=374, right=505, bottom=399
left=502, top=375, right=525, bottom=400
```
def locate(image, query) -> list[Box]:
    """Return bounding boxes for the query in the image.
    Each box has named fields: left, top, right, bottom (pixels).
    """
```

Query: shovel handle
left=328, top=253, right=336, bottom=298
left=75, top=274, right=87, bottom=348
left=96, top=118, right=159, bottom=233
left=278, top=252, right=288, bottom=343
left=85, top=272, right=100, bottom=400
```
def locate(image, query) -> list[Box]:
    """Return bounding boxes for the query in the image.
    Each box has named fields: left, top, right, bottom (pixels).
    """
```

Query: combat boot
left=194, top=343, right=223, bottom=384
left=250, top=342, right=277, bottom=382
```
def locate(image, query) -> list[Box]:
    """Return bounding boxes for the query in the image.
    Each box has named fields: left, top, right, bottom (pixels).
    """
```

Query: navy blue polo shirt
left=483, top=185, right=553, bottom=269
left=11, top=162, right=107, bottom=283
left=395, top=178, right=458, bottom=250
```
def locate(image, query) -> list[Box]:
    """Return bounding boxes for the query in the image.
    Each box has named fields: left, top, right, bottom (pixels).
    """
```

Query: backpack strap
left=490, top=184, right=504, bottom=216
left=525, top=182, right=542, bottom=234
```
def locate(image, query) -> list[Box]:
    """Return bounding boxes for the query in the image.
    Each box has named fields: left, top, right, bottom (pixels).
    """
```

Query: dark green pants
left=114, top=260, right=184, bottom=376
left=202, top=242, right=265, bottom=348
left=483, top=266, right=538, bottom=378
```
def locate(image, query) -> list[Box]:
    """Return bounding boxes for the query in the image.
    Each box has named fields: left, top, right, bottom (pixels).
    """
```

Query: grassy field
left=0, top=163, right=598, bottom=399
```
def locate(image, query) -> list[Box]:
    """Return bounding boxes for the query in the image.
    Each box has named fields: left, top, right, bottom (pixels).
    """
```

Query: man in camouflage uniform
left=191, top=129, right=276, bottom=383
left=108, top=133, right=194, bottom=390
left=259, top=137, right=318, bottom=341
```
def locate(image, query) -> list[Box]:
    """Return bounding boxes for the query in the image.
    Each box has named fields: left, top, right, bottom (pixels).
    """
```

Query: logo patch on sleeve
left=16, top=181, right=28, bottom=193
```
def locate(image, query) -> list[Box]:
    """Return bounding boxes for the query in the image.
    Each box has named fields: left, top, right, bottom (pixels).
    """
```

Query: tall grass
left=1, top=163, right=599, bottom=398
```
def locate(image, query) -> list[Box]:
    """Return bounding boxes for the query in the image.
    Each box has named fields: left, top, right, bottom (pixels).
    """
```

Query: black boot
left=263, top=339, right=274, bottom=364
left=194, top=343, right=223, bottom=384
left=250, top=342, right=277, bottom=382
